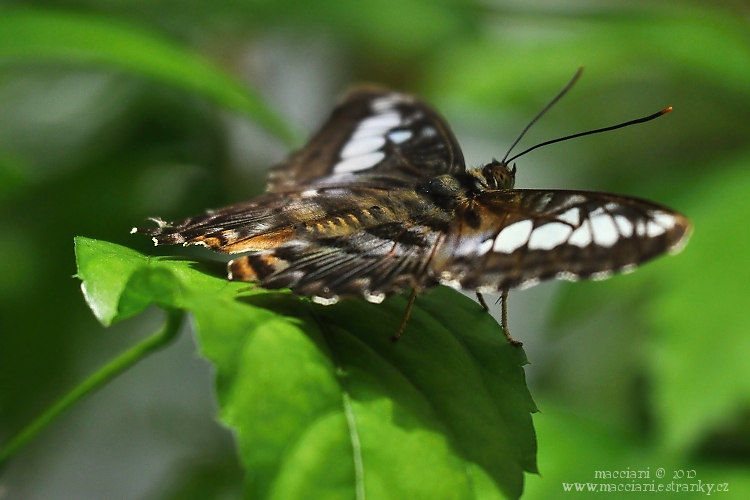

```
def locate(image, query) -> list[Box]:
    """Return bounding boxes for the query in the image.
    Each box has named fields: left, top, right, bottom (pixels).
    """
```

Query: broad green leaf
left=0, top=9, right=296, bottom=145
left=74, top=237, right=538, bottom=499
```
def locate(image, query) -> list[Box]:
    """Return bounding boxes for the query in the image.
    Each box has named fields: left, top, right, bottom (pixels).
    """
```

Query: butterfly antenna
left=501, top=66, right=584, bottom=163
left=506, top=106, right=673, bottom=163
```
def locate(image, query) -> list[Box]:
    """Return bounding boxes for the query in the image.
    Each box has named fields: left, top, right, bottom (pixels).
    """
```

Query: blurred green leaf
left=547, top=273, right=651, bottom=331
left=0, top=9, right=296, bottom=144
left=648, top=156, right=750, bottom=452
left=0, top=153, right=28, bottom=205
left=524, top=407, right=641, bottom=500
left=234, top=0, right=477, bottom=58
left=74, top=236, right=538, bottom=499
left=428, top=9, right=750, bottom=108
left=523, top=404, right=743, bottom=500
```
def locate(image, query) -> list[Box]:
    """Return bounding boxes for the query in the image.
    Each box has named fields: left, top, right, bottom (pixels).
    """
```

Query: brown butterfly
left=134, top=72, right=691, bottom=344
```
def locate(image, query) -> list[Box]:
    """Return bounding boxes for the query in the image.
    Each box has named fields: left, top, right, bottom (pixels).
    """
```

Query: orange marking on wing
left=228, top=253, right=289, bottom=282
left=222, top=228, right=296, bottom=253
left=228, top=257, right=259, bottom=281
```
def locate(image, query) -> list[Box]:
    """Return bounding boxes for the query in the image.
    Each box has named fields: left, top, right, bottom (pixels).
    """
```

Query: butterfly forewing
left=431, top=190, right=691, bottom=292
left=266, top=87, right=466, bottom=192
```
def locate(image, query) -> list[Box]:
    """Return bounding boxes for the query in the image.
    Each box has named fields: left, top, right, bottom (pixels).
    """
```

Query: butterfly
left=134, top=75, right=691, bottom=344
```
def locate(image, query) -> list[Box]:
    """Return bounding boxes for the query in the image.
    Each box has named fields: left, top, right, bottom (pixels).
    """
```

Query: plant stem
left=0, top=308, right=185, bottom=468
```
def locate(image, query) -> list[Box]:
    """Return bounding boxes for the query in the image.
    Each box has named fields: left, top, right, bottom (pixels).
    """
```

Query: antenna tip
left=662, top=106, right=673, bottom=114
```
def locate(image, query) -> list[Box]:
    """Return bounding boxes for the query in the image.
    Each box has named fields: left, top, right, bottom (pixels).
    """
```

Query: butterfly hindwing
left=431, top=190, right=691, bottom=292
left=228, top=220, right=443, bottom=304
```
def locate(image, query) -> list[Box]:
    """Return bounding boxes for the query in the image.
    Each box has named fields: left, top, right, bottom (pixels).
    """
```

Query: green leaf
left=0, top=9, right=296, bottom=145
left=74, top=237, right=152, bottom=326
left=74, top=237, right=538, bottom=499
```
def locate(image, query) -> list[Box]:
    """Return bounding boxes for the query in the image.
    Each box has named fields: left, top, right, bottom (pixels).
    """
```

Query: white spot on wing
left=538, top=192, right=555, bottom=208
left=604, top=202, right=619, bottom=212
left=555, top=271, right=580, bottom=282
left=613, top=215, right=634, bottom=237
left=421, top=127, right=437, bottom=138
left=620, top=263, right=637, bottom=274
left=493, top=220, right=533, bottom=253
left=352, top=126, right=390, bottom=140
left=590, top=270, right=613, bottom=281
left=646, top=220, right=666, bottom=237
left=589, top=206, right=605, bottom=217
left=333, top=151, right=385, bottom=173
left=301, top=189, right=318, bottom=198
left=568, top=219, right=592, bottom=247
left=340, top=136, right=385, bottom=159
left=567, top=194, right=587, bottom=205
left=358, top=112, right=400, bottom=130
left=439, top=277, right=462, bottom=290
left=364, top=291, right=386, bottom=304
left=652, top=211, right=677, bottom=230
left=557, top=207, right=580, bottom=226
left=528, top=222, right=573, bottom=250
left=454, top=236, right=483, bottom=257
left=387, top=130, right=412, bottom=144
left=312, top=295, right=339, bottom=306
left=371, top=94, right=403, bottom=112
left=518, top=278, right=540, bottom=290
left=477, top=239, right=493, bottom=256
left=590, top=214, right=619, bottom=247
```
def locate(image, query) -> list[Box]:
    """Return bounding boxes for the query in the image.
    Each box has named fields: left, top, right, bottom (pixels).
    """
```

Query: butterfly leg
left=391, top=288, right=418, bottom=342
left=500, top=289, right=523, bottom=347
left=476, top=292, right=490, bottom=312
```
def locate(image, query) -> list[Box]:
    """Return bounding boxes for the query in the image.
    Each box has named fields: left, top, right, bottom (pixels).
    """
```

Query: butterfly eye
left=482, top=161, right=515, bottom=190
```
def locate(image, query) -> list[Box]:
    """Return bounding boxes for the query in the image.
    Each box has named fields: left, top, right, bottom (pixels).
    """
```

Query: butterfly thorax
left=415, top=159, right=516, bottom=209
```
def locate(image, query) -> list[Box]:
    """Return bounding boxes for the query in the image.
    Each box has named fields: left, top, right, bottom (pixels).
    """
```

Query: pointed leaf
left=74, top=237, right=538, bottom=499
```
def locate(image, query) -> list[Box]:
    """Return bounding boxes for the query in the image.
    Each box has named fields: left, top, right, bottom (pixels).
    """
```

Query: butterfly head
left=481, top=160, right=516, bottom=190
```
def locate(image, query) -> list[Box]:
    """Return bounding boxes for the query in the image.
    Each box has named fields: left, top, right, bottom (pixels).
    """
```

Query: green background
left=1, top=1, right=748, bottom=498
